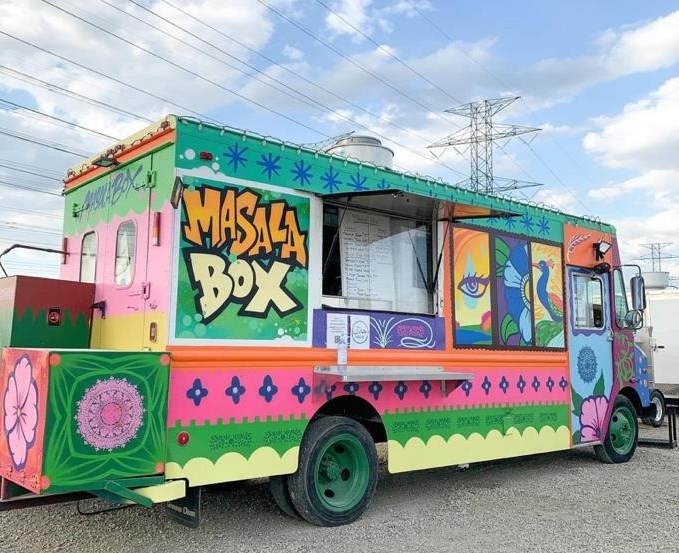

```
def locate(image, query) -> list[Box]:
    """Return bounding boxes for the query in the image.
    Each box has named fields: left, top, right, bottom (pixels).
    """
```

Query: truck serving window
left=80, top=231, right=97, bottom=283
left=322, top=205, right=434, bottom=314
left=612, top=269, right=629, bottom=328
left=115, top=221, right=136, bottom=287
left=573, top=274, right=604, bottom=329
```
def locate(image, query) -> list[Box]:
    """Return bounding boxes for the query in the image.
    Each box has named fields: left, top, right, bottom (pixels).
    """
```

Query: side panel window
left=572, top=274, right=604, bottom=329
left=80, top=232, right=97, bottom=283
left=322, top=206, right=434, bottom=314
left=115, top=221, right=136, bottom=288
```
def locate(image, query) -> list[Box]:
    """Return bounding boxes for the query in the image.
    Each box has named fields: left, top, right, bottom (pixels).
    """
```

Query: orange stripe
left=167, top=345, right=567, bottom=370
left=64, top=128, right=176, bottom=191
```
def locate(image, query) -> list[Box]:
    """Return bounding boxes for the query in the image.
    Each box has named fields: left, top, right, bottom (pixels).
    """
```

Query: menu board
left=339, top=210, right=395, bottom=305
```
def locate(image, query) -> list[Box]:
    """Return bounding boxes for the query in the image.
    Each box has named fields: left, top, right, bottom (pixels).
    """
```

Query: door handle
left=142, top=281, right=151, bottom=300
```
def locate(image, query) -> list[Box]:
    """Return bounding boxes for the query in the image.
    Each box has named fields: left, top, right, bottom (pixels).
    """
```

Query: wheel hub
left=320, top=455, right=341, bottom=481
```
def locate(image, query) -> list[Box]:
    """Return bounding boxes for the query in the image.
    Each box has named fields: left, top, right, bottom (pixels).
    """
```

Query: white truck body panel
left=645, top=291, right=679, bottom=392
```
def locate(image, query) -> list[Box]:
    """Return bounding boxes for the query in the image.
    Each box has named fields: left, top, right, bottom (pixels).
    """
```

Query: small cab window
left=573, top=274, right=604, bottom=329
left=322, top=205, right=434, bottom=314
left=80, top=232, right=97, bottom=283
left=115, top=221, right=136, bottom=287
left=613, top=269, right=629, bottom=328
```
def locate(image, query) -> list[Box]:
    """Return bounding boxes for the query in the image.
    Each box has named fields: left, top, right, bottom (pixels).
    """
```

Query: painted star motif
left=320, top=166, right=342, bottom=193
left=504, top=216, right=518, bottom=230
left=521, top=214, right=534, bottom=232
left=291, top=159, right=312, bottom=186
left=224, top=143, right=248, bottom=172
left=257, top=153, right=281, bottom=180
left=537, top=216, right=550, bottom=235
left=348, top=173, right=368, bottom=191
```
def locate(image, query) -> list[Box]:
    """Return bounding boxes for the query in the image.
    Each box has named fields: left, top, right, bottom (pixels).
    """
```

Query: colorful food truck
left=0, top=116, right=652, bottom=526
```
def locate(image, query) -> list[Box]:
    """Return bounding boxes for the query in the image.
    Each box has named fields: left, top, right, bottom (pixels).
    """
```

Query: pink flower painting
left=3, top=355, right=39, bottom=470
left=580, top=395, right=609, bottom=441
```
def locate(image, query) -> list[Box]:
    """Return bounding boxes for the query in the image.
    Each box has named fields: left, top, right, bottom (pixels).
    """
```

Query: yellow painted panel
left=165, top=446, right=299, bottom=487
left=134, top=480, right=186, bottom=503
left=387, top=425, right=571, bottom=473
left=90, top=312, right=168, bottom=351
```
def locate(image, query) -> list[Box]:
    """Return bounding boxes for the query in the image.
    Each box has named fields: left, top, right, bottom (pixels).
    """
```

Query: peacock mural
left=531, top=243, right=565, bottom=348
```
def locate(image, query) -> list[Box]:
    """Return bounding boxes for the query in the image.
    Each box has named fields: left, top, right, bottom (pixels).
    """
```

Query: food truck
left=0, top=116, right=652, bottom=526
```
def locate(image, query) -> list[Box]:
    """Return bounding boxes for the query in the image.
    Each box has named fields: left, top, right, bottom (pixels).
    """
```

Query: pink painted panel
left=168, top=366, right=570, bottom=427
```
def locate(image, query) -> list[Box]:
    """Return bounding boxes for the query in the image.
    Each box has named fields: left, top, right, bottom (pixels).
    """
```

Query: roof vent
left=324, top=135, right=394, bottom=169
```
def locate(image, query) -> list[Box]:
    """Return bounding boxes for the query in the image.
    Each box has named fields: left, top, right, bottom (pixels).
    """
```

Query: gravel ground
left=2, top=425, right=678, bottom=553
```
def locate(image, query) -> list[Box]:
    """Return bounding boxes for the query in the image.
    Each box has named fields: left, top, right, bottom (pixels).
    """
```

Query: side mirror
left=631, top=275, right=646, bottom=311
left=625, top=309, right=643, bottom=330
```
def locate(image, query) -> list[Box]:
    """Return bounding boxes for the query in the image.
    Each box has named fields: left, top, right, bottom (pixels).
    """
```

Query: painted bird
left=533, top=260, right=563, bottom=323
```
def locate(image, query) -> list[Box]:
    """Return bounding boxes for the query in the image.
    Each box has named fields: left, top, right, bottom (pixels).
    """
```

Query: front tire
left=594, top=394, right=638, bottom=464
left=642, top=390, right=666, bottom=428
left=287, top=416, right=378, bottom=527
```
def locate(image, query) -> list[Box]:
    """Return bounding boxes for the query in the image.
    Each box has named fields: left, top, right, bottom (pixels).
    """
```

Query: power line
left=0, top=178, right=62, bottom=197
left=0, top=157, right=62, bottom=177
left=40, top=0, right=328, bottom=138
left=0, top=127, right=89, bottom=157
left=99, top=0, right=466, bottom=178
left=258, top=0, right=534, bottom=185
left=405, top=1, right=591, bottom=212
left=0, top=97, right=120, bottom=140
left=0, top=161, right=62, bottom=181
left=0, top=30, right=223, bottom=126
left=131, top=0, right=451, bottom=152
left=0, top=65, right=152, bottom=123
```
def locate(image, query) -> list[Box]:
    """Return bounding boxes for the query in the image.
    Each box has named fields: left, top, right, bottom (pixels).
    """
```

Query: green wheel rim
left=609, top=405, right=636, bottom=455
left=313, top=432, right=370, bottom=512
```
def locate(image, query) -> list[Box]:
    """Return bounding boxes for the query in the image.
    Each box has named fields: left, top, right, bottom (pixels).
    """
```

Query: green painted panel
left=43, top=351, right=169, bottom=493
left=11, top=308, right=90, bottom=348
left=167, top=415, right=308, bottom=466
left=175, top=175, right=310, bottom=341
left=173, top=119, right=616, bottom=243
left=63, top=144, right=175, bottom=236
left=382, top=403, right=570, bottom=446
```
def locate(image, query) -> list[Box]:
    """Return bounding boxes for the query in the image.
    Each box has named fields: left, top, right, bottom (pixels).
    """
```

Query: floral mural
left=3, top=355, right=39, bottom=470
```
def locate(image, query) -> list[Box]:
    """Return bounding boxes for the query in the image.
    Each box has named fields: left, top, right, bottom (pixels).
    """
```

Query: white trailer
left=637, top=290, right=679, bottom=426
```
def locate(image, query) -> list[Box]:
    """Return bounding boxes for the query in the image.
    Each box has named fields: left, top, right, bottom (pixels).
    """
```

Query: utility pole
left=637, top=242, right=679, bottom=272
left=428, top=96, right=541, bottom=194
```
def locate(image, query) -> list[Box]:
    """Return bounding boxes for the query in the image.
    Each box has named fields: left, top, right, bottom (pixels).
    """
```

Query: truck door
left=566, top=267, right=614, bottom=444
left=95, top=156, right=152, bottom=351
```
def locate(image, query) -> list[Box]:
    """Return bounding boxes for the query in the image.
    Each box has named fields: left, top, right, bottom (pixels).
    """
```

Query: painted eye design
left=458, top=274, right=490, bottom=299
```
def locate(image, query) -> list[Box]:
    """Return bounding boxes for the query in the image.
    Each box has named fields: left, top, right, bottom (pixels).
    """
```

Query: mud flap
left=166, top=486, right=201, bottom=528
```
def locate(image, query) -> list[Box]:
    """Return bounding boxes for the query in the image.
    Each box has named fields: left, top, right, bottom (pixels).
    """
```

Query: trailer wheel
left=287, top=416, right=377, bottom=527
left=594, top=395, right=638, bottom=464
left=269, top=475, right=301, bottom=519
left=642, top=390, right=666, bottom=428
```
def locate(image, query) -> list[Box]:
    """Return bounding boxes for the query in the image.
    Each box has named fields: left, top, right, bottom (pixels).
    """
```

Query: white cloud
left=323, top=0, right=433, bottom=41
left=583, top=78, right=679, bottom=171
left=282, top=44, right=304, bottom=61
left=517, top=10, right=679, bottom=109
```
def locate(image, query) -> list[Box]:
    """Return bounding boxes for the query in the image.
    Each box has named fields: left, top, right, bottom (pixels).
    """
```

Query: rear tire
left=594, top=394, right=638, bottom=464
left=287, top=416, right=378, bottom=527
left=642, top=390, right=665, bottom=428
left=269, top=475, right=301, bottom=519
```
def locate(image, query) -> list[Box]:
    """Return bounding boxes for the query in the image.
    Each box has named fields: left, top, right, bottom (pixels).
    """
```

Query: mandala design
left=577, top=346, right=598, bottom=383
left=76, top=378, right=144, bottom=451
